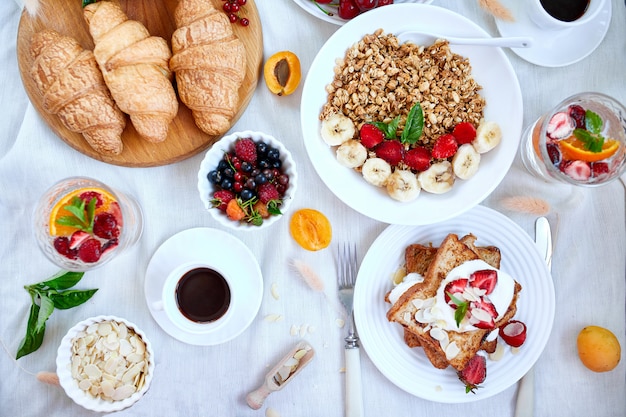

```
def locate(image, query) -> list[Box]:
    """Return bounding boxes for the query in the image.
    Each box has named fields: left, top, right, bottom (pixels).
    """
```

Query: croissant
left=29, top=29, right=125, bottom=155
left=170, top=0, right=246, bottom=136
left=83, top=1, right=178, bottom=143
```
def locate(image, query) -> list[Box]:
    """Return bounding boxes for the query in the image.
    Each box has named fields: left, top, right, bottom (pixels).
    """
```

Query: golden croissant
left=170, top=0, right=246, bottom=136
left=83, top=1, right=178, bottom=143
left=29, top=29, right=125, bottom=155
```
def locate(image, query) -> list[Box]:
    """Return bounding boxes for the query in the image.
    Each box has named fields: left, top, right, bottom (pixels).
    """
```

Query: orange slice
left=289, top=209, right=332, bottom=251
left=49, top=187, right=117, bottom=236
left=558, top=137, right=620, bottom=163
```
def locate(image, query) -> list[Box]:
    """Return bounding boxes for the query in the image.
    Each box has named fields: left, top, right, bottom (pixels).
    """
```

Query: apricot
left=289, top=208, right=332, bottom=251
left=263, top=51, right=301, bottom=96
left=577, top=325, right=621, bottom=372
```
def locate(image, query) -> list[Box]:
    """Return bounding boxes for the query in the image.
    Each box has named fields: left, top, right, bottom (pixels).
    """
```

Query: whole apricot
left=577, top=325, right=621, bottom=372
left=289, top=208, right=332, bottom=251
left=263, top=51, right=301, bottom=96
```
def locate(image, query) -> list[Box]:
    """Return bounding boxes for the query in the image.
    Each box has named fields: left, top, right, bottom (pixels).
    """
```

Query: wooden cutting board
left=16, top=0, right=263, bottom=167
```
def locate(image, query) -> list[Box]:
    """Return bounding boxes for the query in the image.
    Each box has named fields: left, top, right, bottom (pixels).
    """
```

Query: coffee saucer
left=495, top=0, right=611, bottom=67
left=144, top=228, right=263, bottom=346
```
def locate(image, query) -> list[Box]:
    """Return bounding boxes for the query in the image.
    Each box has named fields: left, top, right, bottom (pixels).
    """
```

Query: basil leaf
left=585, top=110, right=603, bottom=134
left=372, top=117, right=400, bottom=139
left=38, top=271, right=84, bottom=290
left=16, top=304, right=46, bottom=359
left=35, top=295, right=55, bottom=333
left=401, top=102, right=424, bottom=144
left=50, top=289, right=98, bottom=310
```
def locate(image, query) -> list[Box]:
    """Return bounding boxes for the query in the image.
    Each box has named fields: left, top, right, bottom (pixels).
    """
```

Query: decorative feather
left=23, top=0, right=41, bottom=16
left=500, top=196, right=551, bottom=215
left=290, top=259, right=324, bottom=292
left=36, top=371, right=60, bottom=386
left=478, top=0, right=514, bottom=21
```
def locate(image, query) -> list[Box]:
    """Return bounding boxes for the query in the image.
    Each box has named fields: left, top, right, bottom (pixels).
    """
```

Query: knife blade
left=514, top=217, right=553, bottom=417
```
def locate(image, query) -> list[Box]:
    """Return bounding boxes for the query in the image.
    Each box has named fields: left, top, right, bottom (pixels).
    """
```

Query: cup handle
left=152, top=300, right=164, bottom=311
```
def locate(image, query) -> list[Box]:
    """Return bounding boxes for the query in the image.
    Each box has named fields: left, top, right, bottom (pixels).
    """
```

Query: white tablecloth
left=1, top=1, right=624, bottom=416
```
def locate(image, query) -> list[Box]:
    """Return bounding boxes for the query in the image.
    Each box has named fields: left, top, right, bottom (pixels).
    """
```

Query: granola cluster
left=319, top=29, right=486, bottom=147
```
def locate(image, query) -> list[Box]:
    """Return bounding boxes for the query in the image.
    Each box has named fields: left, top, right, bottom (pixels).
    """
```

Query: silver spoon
left=397, top=30, right=533, bottom=48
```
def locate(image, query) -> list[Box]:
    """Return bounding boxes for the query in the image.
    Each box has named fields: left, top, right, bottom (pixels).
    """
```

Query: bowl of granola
left=56, top=315, right=155, bottom=412
left=300, top=3, right=523, bottom=225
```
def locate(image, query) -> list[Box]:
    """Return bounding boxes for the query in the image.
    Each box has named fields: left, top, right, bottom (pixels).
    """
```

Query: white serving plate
left=292, top=0, right=434, bottom=25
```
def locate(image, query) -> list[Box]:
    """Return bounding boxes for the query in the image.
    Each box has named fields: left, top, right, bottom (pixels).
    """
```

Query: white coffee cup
left=527, top=0, right=605, bottom=30
left=152, top=262, right=233, bottom=334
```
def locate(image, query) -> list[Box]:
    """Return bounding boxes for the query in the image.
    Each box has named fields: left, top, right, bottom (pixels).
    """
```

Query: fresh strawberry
left=452, top=122, right=477, bottom=145
left=226, top=199, right=245, bottom=221
left=471, top=298, right=498, bottom=318
left=258, top=183, right=280, bottom=204
left=359, top=123, right=385, bottom=149
left=211, top=190, right=235, bottom=211
left=458, top=354, right=486, bottom=393
left=109, top=202, right=123, bottom=227
left=470, top=298, right=497, bottom=329
left=499, top=320, right=527, bottom=347
left=561, top=159, right=591, bottom=181
left=375, top=140, right=404, bottom=165
left=591, top=161, right=610, bottom=178
left=234, top=137, right=257, bottom=163
left=431, top=134, right=458, bottom=159
left=470, top=269, right=498, bottom=295
left=404, top=146, right=431, bottom=171
left=444, top=278, right=468, bottom=306
left=546, top=111, right=574, bottom=139
left=77, top=238, right=102, bottom=263
left=69, top=230, right=90, bottom=250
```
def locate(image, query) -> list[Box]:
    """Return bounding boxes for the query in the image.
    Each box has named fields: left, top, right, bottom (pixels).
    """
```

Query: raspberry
left=53, top=237, right=78, bottom=260
left=452, top=122, right=477, bottom=145
left=375, top=140, right=403, bottom=165
left=404, top=146, right=431, bottom=171
left=226, top=199, right=245, bottom=221
left=359, top=123, right=385, bottom=149
left=591, top=161, right=610, bottom=178
left=258, top=183, right=280, bottom=204
left=101, top=238, right=119, bottom=256
left=431, top=134, right=458, bottom=159
left=77, top=238, right=102, bottom=263
left=234, top=138, right=257, bottom=163
left=78, top=191, right=103, bottom=208
left=211, top=190, right=235, bottom=211
left=568, top=104, right=586, bottom=129
left=93, top=212, right=120, bottom=239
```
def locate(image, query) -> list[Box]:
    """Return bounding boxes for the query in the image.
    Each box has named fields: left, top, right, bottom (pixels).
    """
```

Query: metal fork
left=337, top=243, right=364, bottom=417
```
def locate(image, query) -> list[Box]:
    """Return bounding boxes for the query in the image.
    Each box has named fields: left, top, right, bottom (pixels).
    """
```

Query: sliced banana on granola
left=418, top=161, right=455, bottom=194
left=361, top=157, right=392, bottom=187
left=320, top=113, right=356, bottom=146
left=451, top=143, right=481, bottom=180
left=386, top=170, right=421, bottom=202
left=336, top=139, right=368, bottom=168
left=472, top=120, right=502, bottom=153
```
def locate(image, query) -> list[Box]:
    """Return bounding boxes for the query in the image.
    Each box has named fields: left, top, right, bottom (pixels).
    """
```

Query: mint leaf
left=447, top=291, right=468, bottom=327
left=585, top=110, right=603, bottom=134
left=573, top=128, right=604, bottom=153
left=401, top=102, right=424, bottom=144
left=372, top=117, right=400, bottom=139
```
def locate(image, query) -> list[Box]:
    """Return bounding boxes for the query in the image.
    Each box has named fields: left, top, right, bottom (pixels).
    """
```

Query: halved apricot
left=289, top=208, right=332, bottom=251
left=263, top=51, right=301, bottom=96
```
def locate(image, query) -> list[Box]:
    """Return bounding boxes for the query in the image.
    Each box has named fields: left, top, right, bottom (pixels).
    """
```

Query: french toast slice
left=387, top=233, right=522, bottom=371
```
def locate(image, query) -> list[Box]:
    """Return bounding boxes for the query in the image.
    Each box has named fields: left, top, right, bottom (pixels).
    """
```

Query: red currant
left=230, top=3, right=240, bottom=12
left=240, top=17, right=250, bottom=26
left=237, top=0, right=247, bottom=5
left=223, top=3, right=232, bottom=12
left=228, top=13, right=238, bottom=23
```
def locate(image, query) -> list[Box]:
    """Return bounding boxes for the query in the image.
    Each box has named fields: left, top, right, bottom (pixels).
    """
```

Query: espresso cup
left=152, top=262, right=232, bottom=333
left=527, top=0, right=605, bottom=30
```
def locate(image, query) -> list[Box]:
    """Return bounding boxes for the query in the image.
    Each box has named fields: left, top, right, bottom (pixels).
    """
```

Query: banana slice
left=451, top=144, right=481, bottom=180
left=321, top=113, right=356, bottom=146
left=417, top=161, right=455, bottom=194
left=386, top=170, right=421, bottom=202
left=361, top=157, right=392, bottom=187
left=336, top=140, right=368, bottom=168
left=472, top=120, right=502, bottom=153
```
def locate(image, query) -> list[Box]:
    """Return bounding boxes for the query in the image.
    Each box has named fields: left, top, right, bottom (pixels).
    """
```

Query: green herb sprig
left=370, top=102, right=424, bottom=144
left=55, top=196, right=97, bottom=233
left=573, top=109, right=605, bottom=153
left=446, top=291, right=469, bottom=328
left=16, top=271, right=98, bottom=359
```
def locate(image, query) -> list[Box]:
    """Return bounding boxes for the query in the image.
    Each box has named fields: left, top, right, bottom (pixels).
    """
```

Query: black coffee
left=175, top=267, right=230, bottom=323
left=540, top=0, right=590, bottom=22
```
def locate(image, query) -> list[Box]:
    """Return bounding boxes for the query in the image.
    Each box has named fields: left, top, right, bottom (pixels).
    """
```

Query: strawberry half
left=470, top=298, right=497, bottom=330
left=458, top=354, right=486, bottom=393
left=404, top=146, right=431, bottom=171
left=452, top=122, right=477, bottom=145
left=561, top=159, right=591, bottom=181
left=375, top=140, right=404, bottom=165
left=444, top=278, right=468, bottom=306
left=359, top=123, right=385, bottom=149
left=431, top=134, right=458, bottom=159
left=546, top=111, right=574, bottom=140
left=499, top=320, right=527, bottom=347
left=470, top=269, right=498, bottom=295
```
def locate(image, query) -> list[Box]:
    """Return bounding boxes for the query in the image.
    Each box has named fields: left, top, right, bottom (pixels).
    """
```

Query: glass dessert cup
left=34, top=177, right=143, bottom=271
left=520, top=92, right=626, bottom=187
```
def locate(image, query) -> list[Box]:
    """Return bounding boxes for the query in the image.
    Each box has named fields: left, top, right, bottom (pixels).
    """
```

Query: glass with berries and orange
left=33, top=177, right=143, bottom=271
left=520, top=92, right=626, bottom=186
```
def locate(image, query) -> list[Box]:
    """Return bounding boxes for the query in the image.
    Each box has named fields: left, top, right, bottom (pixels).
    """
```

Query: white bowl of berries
left=197, top=131, right=298, bottom=231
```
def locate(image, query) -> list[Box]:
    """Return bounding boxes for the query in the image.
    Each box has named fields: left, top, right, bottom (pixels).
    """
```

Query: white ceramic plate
left=300, top=4, right=523, bottom=225
left=354, top=205, right=555, bottom=403
left=56, top=315, right=155, bottom=412
left=144, top=228, right=263, bottom=345
left=495, top=0, right=611, bottom=67
left=292, top=0, right=434, bottom=25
